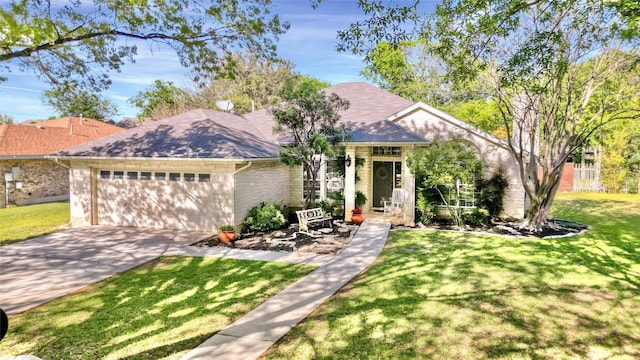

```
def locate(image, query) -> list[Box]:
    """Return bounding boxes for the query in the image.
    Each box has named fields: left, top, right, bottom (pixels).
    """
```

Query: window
left=184, top=173, right=196, bottom=182
left=99, top=171, right=110, bottom=179
left=169, top=172, right=181, bottom=181
left=302, top=156, right=326, bottom=202
left=198, top=174, right=211, bottom=182
left=372, top=146, right=401, bottom=156
left=113, top=171, right=124, bottom=179
left=127, top=171, right=138, bottom=180
left=155, top=172, right=166, bottom=180
left=140, top=172, right=152, bottom=180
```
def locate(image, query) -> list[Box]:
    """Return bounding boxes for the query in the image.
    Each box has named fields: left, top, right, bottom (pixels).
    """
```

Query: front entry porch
left=361, top=211, right=406, bottom=226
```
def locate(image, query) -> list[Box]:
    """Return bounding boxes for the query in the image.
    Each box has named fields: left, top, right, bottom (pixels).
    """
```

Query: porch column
left=344, top=145, right=356, bottom=221
left=403, top=147, right=416, bottom=226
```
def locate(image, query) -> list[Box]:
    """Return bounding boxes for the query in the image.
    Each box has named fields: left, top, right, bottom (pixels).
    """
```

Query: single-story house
left=0, top=117, right=125, bottom=207
left=56, top=83, right=524, bottom=231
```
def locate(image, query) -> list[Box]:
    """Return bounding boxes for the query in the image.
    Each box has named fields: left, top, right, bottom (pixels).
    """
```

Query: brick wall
left=234, top=161, right=290, bottom=225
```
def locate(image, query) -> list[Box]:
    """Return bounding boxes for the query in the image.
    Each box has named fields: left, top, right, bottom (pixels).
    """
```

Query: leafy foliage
left=242, top=202, right=286, bottom=232
left=272, top=90, right=350, bottom=207
left=0, top=113, right=13, bottom=124
left=339, top=0, right=639, bottom=230
left=0, top=0, right=289, bottom=93
left=408, top=141, right=483, bottom=226
left=128, top=80, right=186, bottom=119
left=42, top=89, right=119, bottom=120
left=128, top=52, right=329, bottom=119
left=477, top=166, right=509, bottom=220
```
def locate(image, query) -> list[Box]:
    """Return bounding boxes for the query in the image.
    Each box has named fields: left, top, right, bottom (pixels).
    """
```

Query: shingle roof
left=0, top=118, right=124, bottom=156
left=58, top=109, right=282, bottom=159
left=349, top=120, right=429, bottom=143
left=242, top=82, right=414, bottom=142
left=323, top=82, right=413, bottom=128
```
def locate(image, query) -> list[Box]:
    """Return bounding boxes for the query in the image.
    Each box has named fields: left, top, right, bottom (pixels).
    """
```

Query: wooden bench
left=296, top=208, right=332, bottom=232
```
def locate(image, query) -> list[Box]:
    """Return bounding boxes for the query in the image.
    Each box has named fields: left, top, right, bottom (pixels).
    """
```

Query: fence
left=573, top=164, right=605, bottom=192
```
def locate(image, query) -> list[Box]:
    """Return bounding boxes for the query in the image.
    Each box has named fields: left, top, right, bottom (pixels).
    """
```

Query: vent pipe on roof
left=80, top=113, right=84, bottom=125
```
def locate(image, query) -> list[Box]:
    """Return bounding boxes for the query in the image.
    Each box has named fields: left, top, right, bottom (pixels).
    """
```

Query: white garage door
left=97, top=170, right=232, bottom=231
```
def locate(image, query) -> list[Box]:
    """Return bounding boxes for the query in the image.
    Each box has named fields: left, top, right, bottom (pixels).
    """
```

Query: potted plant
left=218, top=225, right=236, bottom=243
left=351, top=191, right=367, bottom=225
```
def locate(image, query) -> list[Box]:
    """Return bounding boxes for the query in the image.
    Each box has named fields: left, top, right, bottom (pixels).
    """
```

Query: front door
left=373, top=161, right=394, bottom=208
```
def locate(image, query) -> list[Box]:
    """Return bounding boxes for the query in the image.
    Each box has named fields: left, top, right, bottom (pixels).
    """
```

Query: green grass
left=264, top=193, right=640, bottom=359
left=0, top=201, right=70, bottom=245
left=0, top=256, right=315, bottom=359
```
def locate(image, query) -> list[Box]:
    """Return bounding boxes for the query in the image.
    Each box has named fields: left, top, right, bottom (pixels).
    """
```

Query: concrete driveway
left=0, top=226, right=212, bottom=316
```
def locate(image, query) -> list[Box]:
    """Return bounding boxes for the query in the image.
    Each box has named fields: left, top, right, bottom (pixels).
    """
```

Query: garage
left=96, top=169, right=233, bottom=231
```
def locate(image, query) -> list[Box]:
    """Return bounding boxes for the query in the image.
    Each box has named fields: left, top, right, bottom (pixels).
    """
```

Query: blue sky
left=0, top=0, right=383, bottom=123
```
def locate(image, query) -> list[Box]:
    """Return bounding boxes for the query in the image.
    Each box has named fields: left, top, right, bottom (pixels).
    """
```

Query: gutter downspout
left=53, top=157, right=71, bottom=169
left=231, top=161, right=252, bottom=228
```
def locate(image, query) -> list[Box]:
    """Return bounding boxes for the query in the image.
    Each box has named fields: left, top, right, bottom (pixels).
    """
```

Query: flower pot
left=351, top=209, right=364, bottom=225
left=219, top=230, right=236, bottom=243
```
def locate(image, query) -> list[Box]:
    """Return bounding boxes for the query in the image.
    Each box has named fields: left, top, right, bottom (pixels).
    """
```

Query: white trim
left=386, top=102, right=510, bottom=149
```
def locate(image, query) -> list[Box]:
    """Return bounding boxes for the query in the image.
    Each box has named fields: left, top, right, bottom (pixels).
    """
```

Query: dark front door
left=373, top=161, right=394, bottom=208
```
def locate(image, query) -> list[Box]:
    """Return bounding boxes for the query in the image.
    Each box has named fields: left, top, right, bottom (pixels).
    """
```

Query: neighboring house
left=56, top=83, right=525, bottom=232
left=0, top=117, right=125, bottom=207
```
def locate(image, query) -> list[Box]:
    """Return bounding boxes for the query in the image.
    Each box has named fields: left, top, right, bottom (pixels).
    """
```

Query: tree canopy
left=339, top=0, right=639, bottom=230
left=129, top=52, right=329, bottom=119
left=271, top=90, right=349, bottom=207
left=0, top=0, right=289, bottom=93
left=43, top=88, right=119, bottom=121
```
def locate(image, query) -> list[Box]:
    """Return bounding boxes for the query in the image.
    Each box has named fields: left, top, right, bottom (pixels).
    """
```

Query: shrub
left=416, top=194, right=437, bottom=224
left=463, top=208, right=490, bottom=227
left=478, top=166, right=509, bottom=220
left=243, top=202, right=287, bottom=232
left=219, top=225, right=234, bottom=231
left=315, top=200, right=334, bottom=216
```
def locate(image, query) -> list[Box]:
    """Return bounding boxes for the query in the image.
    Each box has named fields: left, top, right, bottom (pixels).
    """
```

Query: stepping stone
left=318, top=228, right=334, bottom=234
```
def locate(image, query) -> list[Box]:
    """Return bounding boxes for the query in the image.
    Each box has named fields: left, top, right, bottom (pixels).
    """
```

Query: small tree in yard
left=408, top=141, right=483, bottom=227
left=271, top=91, right=349, bottom=208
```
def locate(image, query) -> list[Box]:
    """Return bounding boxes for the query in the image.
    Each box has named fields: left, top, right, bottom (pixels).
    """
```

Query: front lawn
left=0, top=256, right=315, bottom=359
left=264, top=193, right=640, bottom=359
left=0, top=201, right=70, bottom=246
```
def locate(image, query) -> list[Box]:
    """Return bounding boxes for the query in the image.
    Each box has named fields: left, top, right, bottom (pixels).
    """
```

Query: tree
left=129, top=80, right=187, bottom=119
left=43, top=89, right=119, bottom=120
left=0, top=0, right=288, bottom=93
left=0, top=113, right=13, bottom=124
left=129, top=52, right=330, bottom=119
left=408, top=141, right=483, bottom=227
left=271, top=91, right=350, bottom=208
left=362, top=40, right=504, bottom=135
left=339, top=0, right=639, bottom=230
left=188, top=53, right=326, bottom=115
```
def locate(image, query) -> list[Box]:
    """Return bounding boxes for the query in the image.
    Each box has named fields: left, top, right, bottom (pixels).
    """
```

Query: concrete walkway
left=181, top=222, right=391, bottom=360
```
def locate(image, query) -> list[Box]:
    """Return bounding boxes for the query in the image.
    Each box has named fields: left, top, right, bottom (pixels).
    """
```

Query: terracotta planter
left=351, top=209, right=364, bottom=225
left=219, top=230, right=236, bottom=243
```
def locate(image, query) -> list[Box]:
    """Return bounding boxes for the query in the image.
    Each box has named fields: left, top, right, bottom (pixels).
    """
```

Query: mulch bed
left=400, top=218, right=589, bottom=238
left=192, top=222, right=359, bottom=255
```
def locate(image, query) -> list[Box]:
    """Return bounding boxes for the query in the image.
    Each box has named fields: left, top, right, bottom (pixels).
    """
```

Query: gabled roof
left=349, top=120, right=428, bottom=143
left=0, top=118, right=124, bottom=157
left=242, top=82, right=414, bottom=143
left=58, top=109, right=282, bottom=159
left=389, top=102, right=509, bottom=148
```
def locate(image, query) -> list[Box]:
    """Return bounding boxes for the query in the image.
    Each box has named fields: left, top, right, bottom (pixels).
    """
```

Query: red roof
left=0, top=117, right=125, bottom=156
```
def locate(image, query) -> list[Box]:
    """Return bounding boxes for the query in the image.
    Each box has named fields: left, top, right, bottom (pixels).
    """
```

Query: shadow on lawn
left=2, top=256, right=312, bottom=359
left=265, top=196, right=640, bottom=359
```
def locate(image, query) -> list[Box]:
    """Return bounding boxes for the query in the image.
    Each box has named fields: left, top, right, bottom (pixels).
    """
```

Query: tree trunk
left=520, top=165, right=562, bottom=232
